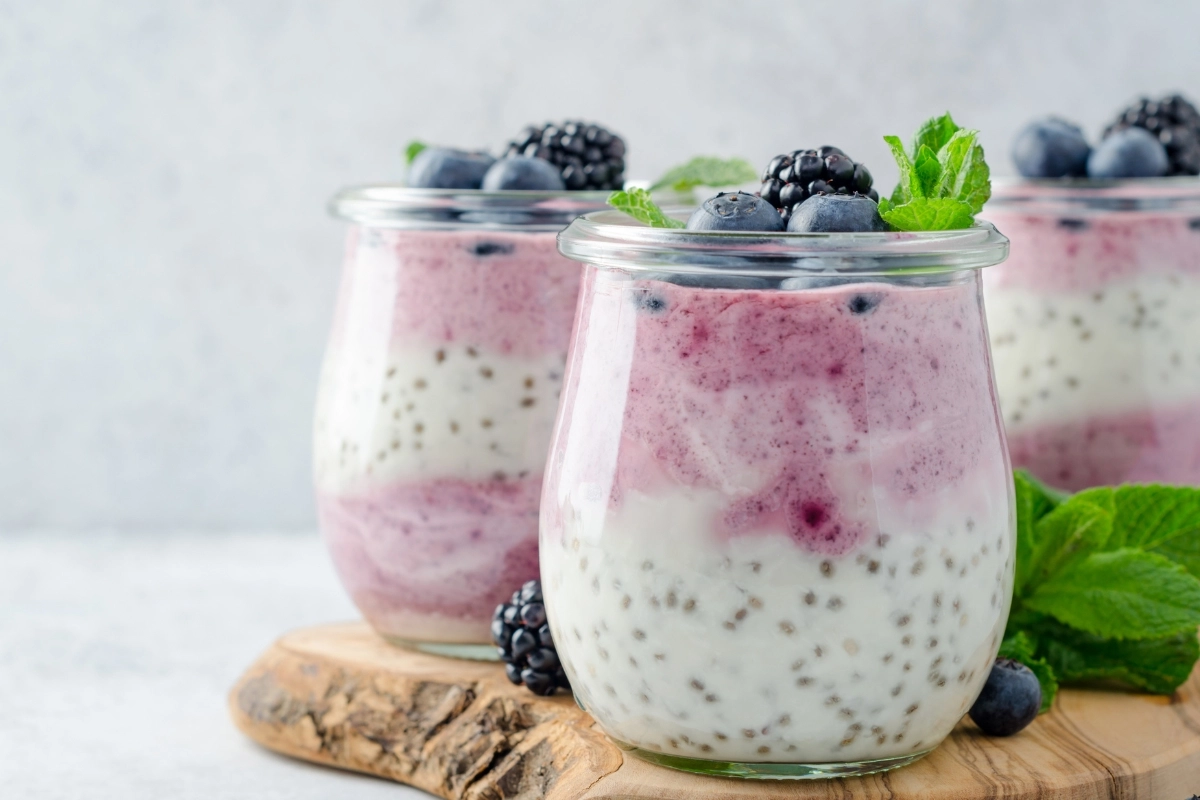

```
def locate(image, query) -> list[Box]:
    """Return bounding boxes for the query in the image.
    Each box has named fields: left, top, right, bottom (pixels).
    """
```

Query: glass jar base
left=381, top=635, right=499, bottom=662
left=613, top=739, right=933, bottom=780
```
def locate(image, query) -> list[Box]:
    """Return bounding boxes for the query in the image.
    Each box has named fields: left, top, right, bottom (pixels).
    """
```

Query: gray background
left=4, top=0, right=1198, bottom=532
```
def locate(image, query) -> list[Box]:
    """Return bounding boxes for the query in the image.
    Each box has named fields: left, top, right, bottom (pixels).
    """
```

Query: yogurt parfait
left=540, top=133, right=1014, bottom=778
left=987, top=96, right=1200, bottom=489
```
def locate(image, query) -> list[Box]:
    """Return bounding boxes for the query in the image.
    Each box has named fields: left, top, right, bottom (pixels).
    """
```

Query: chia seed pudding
left=542, top=215, right=1014, bottom=775
left=984, top=180, right=1200, bottom=490
left=315, top=187, right=608, bottom=654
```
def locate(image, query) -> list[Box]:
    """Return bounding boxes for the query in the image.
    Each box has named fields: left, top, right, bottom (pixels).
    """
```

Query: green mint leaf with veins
left=649, top=157, right=757, bottom=193
left=880, top=198, right=974, bottom=231
left=1023, top=549, right=1200, bottom=640
left=1014, top=470, right=1069, bottom=595
left=935, top=129, right=991, bottom=214
left=998, top=631, right=1059, bottom=712
left=1106, top=484, right=1200, bottom=552
left=1023, top=497, right=1113, bottom=593
left=607, top=187, right=685, bottom=229
left=913, top=144, right=942, bottom=197
left=910, top=112, right=960, bottom=159
left=884, top=135, right=923, bottom=205
left=405, top=140, right=427, bottom=165
left=1034, top=618, right=1199, bottom=695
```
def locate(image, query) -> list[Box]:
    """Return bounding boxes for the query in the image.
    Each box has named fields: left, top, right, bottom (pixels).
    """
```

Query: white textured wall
left=3, top=0, right=1197, bottom=530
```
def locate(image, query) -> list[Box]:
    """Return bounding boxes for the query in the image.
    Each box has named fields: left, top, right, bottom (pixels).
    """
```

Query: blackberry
left=503, top=121, right=626, bottom=190
left=759, top=146, right=878, bottom=224
left=1103, top=94, right=1200, bottom=176
left=493, top=579, right=570, bottom=696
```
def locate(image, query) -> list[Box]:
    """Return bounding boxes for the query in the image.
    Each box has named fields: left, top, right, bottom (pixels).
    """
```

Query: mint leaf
left=1036, top=620, right=1199, bottom=695
left=934, top=129, right=991, bottom=214
left=1024, top=498, right=1112, bottom=592
left=884, top=135, right=923, bottom=205
left=607, top=188, right=685, bottom=229
left=1107, top=484, right=1200, bottom=551
left=1154, top=532, right=1200, bottom=581
left=876, top=196, right=892, bottom=215
left=910, top=112, right=960, bottom=159
left=999, top=631, right=1059, bottom=712
left=649, top=156, right=757, bottom=193
left=1014, top=470, right=1068, bottom=595
left=913, top=145, right=942, bottom=197
left=405, top=140, right=427, bottom=165
left=1025, top=549, right=1200, bottom=639
left=880, top=198, right=973, bottom=232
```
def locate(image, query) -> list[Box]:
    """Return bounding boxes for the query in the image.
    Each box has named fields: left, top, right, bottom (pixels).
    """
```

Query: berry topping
left=1011, top=118, right=1091, bottom=178
left=685, top=191, right=785, bottom=232
left=1087, top=127, right=1169, bottom=179
left=760, top=147, right=878, bottom=224
left=407, top=147, right=496, bottom=189
left=493, top=580, right=570, bottom=696
left=1103, top=94, right=1200, bottom=176
left=968, top=658, right=1042, bottom=736
left=481, top=156, right=566, bottom=191
left=787, top=194, right=886, bottom=233
left=504, top=121, right=626, bottom=190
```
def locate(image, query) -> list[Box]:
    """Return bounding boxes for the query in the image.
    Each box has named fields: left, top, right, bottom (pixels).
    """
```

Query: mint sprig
left=1006, top=471, right=1200, bottom=711
left=404, top=140, right=427, bottom=165
left=648, top=156, right=758, bottom=193
left=878, top=113, right=991, bottom=231
left=607, top=187, right=685, bottom=229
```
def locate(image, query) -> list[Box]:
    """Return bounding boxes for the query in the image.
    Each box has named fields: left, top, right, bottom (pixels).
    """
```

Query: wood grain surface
left=229, top=623, right=1200, bottom=799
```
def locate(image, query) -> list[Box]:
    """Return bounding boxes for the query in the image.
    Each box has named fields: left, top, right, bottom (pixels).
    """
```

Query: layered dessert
left=984, top=206, right=1200, bottom=490
left=540, top=269, right=1014, bottom=765
left=315, top=225, right=580, bottom=644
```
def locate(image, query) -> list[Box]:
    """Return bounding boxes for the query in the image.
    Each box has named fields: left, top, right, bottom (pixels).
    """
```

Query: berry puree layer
left=541, top=269, right=1014, bottom=764
left=315, top=225, right=581, bottom=644
left=984, top=203, right=1200, bottom=490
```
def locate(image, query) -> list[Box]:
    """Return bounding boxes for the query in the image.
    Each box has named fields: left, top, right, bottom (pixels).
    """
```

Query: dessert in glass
left=541, top=212, right=1014, bottom=778
left=315, top=185, right=612, bottom=658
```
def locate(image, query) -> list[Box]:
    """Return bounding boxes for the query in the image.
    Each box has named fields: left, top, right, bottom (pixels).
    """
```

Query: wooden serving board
left=229, top=623, right=1200, bottom=800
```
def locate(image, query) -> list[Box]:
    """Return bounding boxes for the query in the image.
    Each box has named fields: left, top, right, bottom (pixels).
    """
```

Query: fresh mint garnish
left=607, top=187, right=685, bottom=229
left=1005, top=470, right=1200, bottom=711
left=879, top=113, right=992, bottom=231
left=648, top=156, right=758, bottom=193
left=404, top=140, right=427, bottom=165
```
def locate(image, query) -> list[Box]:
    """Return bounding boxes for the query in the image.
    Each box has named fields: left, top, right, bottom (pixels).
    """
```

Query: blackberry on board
left=759, top=146, right=878, bottom=224
left=1103, top=94, right=1200, bottom=176
left=493, top=580, right=570, bottom=696
left=504, top=121, right=626, bottom=190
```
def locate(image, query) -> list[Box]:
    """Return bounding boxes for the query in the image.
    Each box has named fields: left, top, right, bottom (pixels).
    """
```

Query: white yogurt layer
left=314, top=342, right=566, bottom=492
left=986, top=272, right=1200, bottom=433
left=542, top=485, right=1012, bottom=764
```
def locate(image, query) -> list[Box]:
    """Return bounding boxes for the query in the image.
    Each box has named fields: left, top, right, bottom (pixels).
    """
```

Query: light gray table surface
left=0, top=531, right=429, bottom=799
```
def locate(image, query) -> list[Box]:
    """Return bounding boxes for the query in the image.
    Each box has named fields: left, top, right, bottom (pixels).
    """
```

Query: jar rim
left=556, top=209, right=1010, bottom=277
left=328, top=184, right=616, bottom=230
left=989, top=176, right=1200, bottom=214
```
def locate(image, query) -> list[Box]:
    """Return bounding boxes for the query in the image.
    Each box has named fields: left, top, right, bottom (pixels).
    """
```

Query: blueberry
left=788, top=194, right=886, bottom=233
left=686, top=191, right=785, bottom=232
left=481, top=156, right=566, bottom=191
left=968, top=658, right=1042, bottom=736
left=1011, top=118, right=1091, bottom=178
left=1087, top=127, right=1169, bottom=178
left=408, top=147, right=495, bottom=189
left=847, top=293, right=882, bottom=314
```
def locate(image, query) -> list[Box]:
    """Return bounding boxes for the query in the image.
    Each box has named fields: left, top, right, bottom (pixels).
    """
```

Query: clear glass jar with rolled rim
left=542, top=212, right=1013, bottom=778
left=316, top=185, right=616, bottom=660
left=984, top=178, right=1200, bottom=491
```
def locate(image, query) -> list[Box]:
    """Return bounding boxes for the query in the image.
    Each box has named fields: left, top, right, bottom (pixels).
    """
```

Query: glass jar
left=315, top=186, right=611, bottom=658
left=542, top=213, right=1013, bottom=779
left=984, top=179, right=1200, bottom=490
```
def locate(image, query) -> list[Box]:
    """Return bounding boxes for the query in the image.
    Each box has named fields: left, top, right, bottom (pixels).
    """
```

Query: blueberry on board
left=788, top=194, right=886, bottom=233
left=968, top=658, right=1042, bottom=736
left=481, top=156, right=567, bottom=191
left=686, top=191, right=786, bottom=232
left=408, top=147, right=495, bottom=189
left=1011, top=118, right=1091, bottom=178
left=1087, top=127, right=1169, bottom=179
